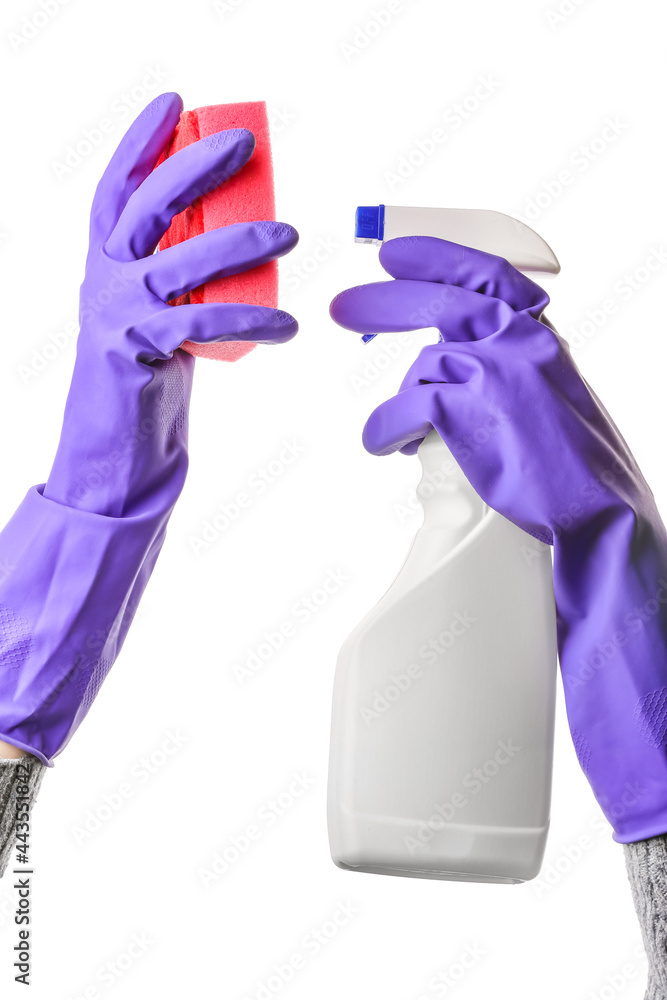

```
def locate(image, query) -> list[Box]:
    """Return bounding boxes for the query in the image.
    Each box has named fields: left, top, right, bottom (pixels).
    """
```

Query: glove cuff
left=0, top=485, right=169, bottom=763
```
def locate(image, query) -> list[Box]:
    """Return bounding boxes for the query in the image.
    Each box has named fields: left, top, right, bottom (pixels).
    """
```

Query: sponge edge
left=157, top=102, right=277, bottom=362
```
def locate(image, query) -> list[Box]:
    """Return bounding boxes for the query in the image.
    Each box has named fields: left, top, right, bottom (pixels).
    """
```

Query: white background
left=0, top=0, right=663, bottom=996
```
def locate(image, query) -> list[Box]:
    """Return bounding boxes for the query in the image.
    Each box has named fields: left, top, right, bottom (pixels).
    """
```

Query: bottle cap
left=354, top=204, right=385, bottom=244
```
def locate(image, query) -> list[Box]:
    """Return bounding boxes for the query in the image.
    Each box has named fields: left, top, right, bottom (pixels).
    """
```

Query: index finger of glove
left=330, top=278, right=516, bottom=342
left=105, top=127, right=255, bottom=261
left=379, top=236, right=550, bottom=318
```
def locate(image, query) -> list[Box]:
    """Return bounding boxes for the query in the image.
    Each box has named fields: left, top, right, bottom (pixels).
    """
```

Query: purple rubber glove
left=331, top=235, right=667, bottom=844
left=0, top=93, right=298, bottom=765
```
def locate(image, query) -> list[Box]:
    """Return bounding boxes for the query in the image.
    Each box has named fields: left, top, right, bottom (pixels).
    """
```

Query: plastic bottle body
left=327, top=431, right=557, bottom=883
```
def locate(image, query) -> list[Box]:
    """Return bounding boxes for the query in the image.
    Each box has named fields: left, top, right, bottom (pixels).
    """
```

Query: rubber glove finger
left=379, top=237, right=550, bottom=318
left=145, top=221, right=299, bottom=302
left=105, top=128, right=255, bottom=261
left=393, top=313, right=558, bottom=400
left=395, top=340, right=486, bottom=395
left=88, top=93, right=183, bottom=259
left=134, top=303, right=298, bottom=359
left=330, top=279, right=516, bottom=342
left=362, top=380, right=471, bottom=456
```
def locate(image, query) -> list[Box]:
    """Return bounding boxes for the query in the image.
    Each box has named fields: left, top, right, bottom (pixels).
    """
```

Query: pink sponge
left=158, top=102, right=277, bottom=361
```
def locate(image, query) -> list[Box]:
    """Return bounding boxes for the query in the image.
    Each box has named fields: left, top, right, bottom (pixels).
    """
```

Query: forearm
left=624, top=835, right=667, bottom=999
left=0, top=752, right=45, bottom=877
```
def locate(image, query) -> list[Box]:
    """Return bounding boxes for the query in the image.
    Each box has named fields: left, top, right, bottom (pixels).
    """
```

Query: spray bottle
left=327, top=205, right=559, bottom=883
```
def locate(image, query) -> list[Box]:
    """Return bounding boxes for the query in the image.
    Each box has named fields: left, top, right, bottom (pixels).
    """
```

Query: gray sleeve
left=624, top=836, right=667, bottom=1000
left=0, top=757, right=45, bottom=877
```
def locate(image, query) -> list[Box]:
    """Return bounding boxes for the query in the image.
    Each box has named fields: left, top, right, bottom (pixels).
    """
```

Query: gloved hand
left=331, top=235, right=667, bottom=844
left=0, top=92, right=298, bottom=765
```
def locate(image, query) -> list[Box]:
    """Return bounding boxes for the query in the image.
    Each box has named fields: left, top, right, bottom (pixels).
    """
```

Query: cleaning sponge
left=158, top=102, right=277, bottom=361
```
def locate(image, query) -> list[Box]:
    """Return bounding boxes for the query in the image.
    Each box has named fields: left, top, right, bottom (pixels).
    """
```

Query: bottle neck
left=417, top=431, right=485, bottom=530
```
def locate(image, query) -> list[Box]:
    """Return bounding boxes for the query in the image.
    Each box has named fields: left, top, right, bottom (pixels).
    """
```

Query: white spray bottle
left=327, top=205, right=559, bottom=883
